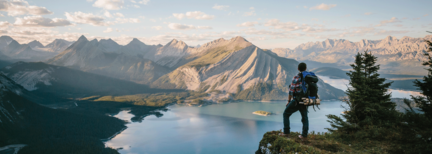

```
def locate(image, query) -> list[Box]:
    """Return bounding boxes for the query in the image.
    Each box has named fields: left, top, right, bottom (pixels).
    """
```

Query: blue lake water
left=105, top=76, right=420, bottom=154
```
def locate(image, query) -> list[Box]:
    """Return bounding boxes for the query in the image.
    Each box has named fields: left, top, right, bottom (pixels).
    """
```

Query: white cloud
left=138, top=0, right=150, bottom=5
left=65, top=12, right=107, bottom=26
left=376, top=17, right=400, bottom=27
left=103, top=27, right=113, bottom=33
left=14, top=16, right=72, bottom=27
left=173, top=11, right=215, bottom=20
left=114, top=12, right=124, bottom=17
left=264, top=19, right=300, bottom=31
left=364, top=12, right=373, bottom=15
left=168, top=23, right=212, bottom=30
left=0, top=0, right=52, bottom=16
left=213, top=4, right=229, bottom=10
left=309, top=3, right=337, bottom=11
left=104, top=11, right=112, bottom=17
left=237, top=21, right=258, bottom=27
left=152, top=26, right=162, bottom=30
left=244, top=7, right=256, bottom=16
left=115, top=18, right=140, bottom=23
left=93, top=0, right=124, bottom=10
left=0, top=21, right=11, bottom=27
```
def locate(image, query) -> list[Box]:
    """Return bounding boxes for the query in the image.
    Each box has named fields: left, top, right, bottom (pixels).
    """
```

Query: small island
left=253, top=111, right=273, bottom=116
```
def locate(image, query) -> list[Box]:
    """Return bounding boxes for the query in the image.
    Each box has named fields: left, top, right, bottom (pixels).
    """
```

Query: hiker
left=281, top=62, right=310, bottom=139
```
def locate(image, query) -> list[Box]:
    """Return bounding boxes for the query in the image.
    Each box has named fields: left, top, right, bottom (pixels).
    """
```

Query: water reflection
left=105, top=101, right=345, bottom=154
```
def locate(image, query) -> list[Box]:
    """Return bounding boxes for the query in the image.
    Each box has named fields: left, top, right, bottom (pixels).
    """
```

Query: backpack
left=294, top=71, right=321, bottom=111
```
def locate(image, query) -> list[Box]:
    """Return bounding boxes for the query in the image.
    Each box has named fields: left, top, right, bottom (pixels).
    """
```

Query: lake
left=105, top=76, right=420, bottom=154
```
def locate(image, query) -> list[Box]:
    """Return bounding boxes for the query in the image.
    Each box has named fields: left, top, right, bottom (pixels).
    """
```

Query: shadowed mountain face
left=272, top=35, right=432, bottom=75
left=0, top=73, right=126, bottom=154
left=0, top=62, right=182, bottom=104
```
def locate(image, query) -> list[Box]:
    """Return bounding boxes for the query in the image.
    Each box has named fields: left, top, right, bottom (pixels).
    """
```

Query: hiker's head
left=298, top=63, right=307, bottom=72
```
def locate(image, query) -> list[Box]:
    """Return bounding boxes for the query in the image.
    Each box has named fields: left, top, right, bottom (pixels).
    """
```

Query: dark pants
left=283, top=99, right=309, bottom=137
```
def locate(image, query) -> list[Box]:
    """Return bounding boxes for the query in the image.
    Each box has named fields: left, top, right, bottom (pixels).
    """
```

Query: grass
left=257, top=130, right=391, bottom=154
left=82, top=91, right=210, bottom=107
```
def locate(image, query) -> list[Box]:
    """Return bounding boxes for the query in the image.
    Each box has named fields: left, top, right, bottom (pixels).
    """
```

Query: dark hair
left=298, top=62, right=307, bottom=71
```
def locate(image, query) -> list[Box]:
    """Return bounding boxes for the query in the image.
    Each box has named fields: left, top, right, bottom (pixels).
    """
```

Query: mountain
left=46, top=36, right=172, bottom=84
left=272, top=35, right=432, bottom=75
left=153, top=36, right=345, bottom=101
left=42, top=39, right=74, bottom=53
left=0, top=35, right=14, bottom=49
left=0, top=39, right=57, bottom=61
left=0, top=73, right=126, bottom=153
left=0, top=62, right=179, bottom=104
left=27, top=40, right=44, bottom=48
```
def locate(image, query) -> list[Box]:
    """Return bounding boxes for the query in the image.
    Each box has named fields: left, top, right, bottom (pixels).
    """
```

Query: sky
left=0, top=0, right=431, bottom=49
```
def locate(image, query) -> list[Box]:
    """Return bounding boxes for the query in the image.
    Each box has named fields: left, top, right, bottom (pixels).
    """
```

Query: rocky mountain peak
left=128, top=38, right=145, bottom=46
left=28, top=40, right=44, bottom=48
left=77, top=35, right=88, bottom=42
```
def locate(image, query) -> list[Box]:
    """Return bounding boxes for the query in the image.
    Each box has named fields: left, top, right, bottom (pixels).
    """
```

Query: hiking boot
left=279, top=133, right=290, bottom=138
left=298, top=135, right=307, bottom=140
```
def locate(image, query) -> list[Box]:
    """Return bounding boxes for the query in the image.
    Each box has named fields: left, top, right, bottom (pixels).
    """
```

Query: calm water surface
left=105, top=76, right=419, bottom=154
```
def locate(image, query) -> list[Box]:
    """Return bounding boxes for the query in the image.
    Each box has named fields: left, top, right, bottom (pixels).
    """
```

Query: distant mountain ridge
left=5, top=35, right=347, bottom=101
left=272, top=35, right=432, bottom=75
left=0, top=36, right=73, bottom=61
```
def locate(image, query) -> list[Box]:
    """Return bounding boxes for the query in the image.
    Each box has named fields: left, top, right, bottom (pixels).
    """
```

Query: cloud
left=364, top=12, right=373, bottom=15
left=104, top=11, right=112, bottom=17
left=244, top=7, right=256, bottom=16
left=264, top=19, right=300, bottom=31
left=173, top=11, right=215, bottom=20
left=115, top=18, right=140, bottom=23
left=65, top=12, right=107, bottom=26
left=152, top=26, right=162, bottom=30
left=213, top=4, right=229, bottom=10
left=374, top=30, right=409, bottom=35
left=114, top=12, right=124, bottom=17
left=0, top=0, right=52, bottom=16
left=93, top=0, right=124, bottom=10
left=309, top=3, right=337, bottom=11
left=0, top=21, right=11, bottom=27
left=376, top=17, right=400, bottom=27
left=237, top=21, right=258, bottom=27
left=138, top=0, right=150, bottom=5
left=14, top=16, right=72, bottom=27
left=424, top=14, right=429, bottom=17
left=103, top=27, right=113, bottom=33
left=168, top=23, right=212, bottom=30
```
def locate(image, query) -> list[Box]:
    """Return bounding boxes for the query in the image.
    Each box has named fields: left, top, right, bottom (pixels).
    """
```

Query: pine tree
left=326, top=50, right=397, bottom=138
left=410, top=39, right=432, bottom=118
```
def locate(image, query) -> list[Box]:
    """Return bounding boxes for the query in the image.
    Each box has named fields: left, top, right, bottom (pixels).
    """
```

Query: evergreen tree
left=326, top=50, right=397, bottom=137
left=409, top=39, right=432, bottom=118
left=401, top=37, right=432, bottom=153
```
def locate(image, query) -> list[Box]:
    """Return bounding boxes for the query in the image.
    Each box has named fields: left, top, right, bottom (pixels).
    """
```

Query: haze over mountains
left=1, top=35, right=430, bottom=102
left=272, top=35, right=432, bottom=75
left=0, top=36, right=73, bottom=61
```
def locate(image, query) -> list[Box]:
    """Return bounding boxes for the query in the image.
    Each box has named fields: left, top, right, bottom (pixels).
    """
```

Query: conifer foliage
left=402, top=38, right=432, bottom=153
left=326, top=50, right=397, bottom=138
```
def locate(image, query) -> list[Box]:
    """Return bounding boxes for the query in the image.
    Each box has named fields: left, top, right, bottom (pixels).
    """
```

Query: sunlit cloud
left=309, top=3, right=337, bottom=11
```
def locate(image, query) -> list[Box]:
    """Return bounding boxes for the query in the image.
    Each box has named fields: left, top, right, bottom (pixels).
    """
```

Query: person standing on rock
left=281, top=62, right=309, bottom=139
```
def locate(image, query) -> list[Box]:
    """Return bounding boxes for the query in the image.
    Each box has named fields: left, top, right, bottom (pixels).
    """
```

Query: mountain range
left=2, top=35, right=430, bottom=102
left=272, top=35, right=432, bottom=75
left=0, top=36, right=73, bottom=61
